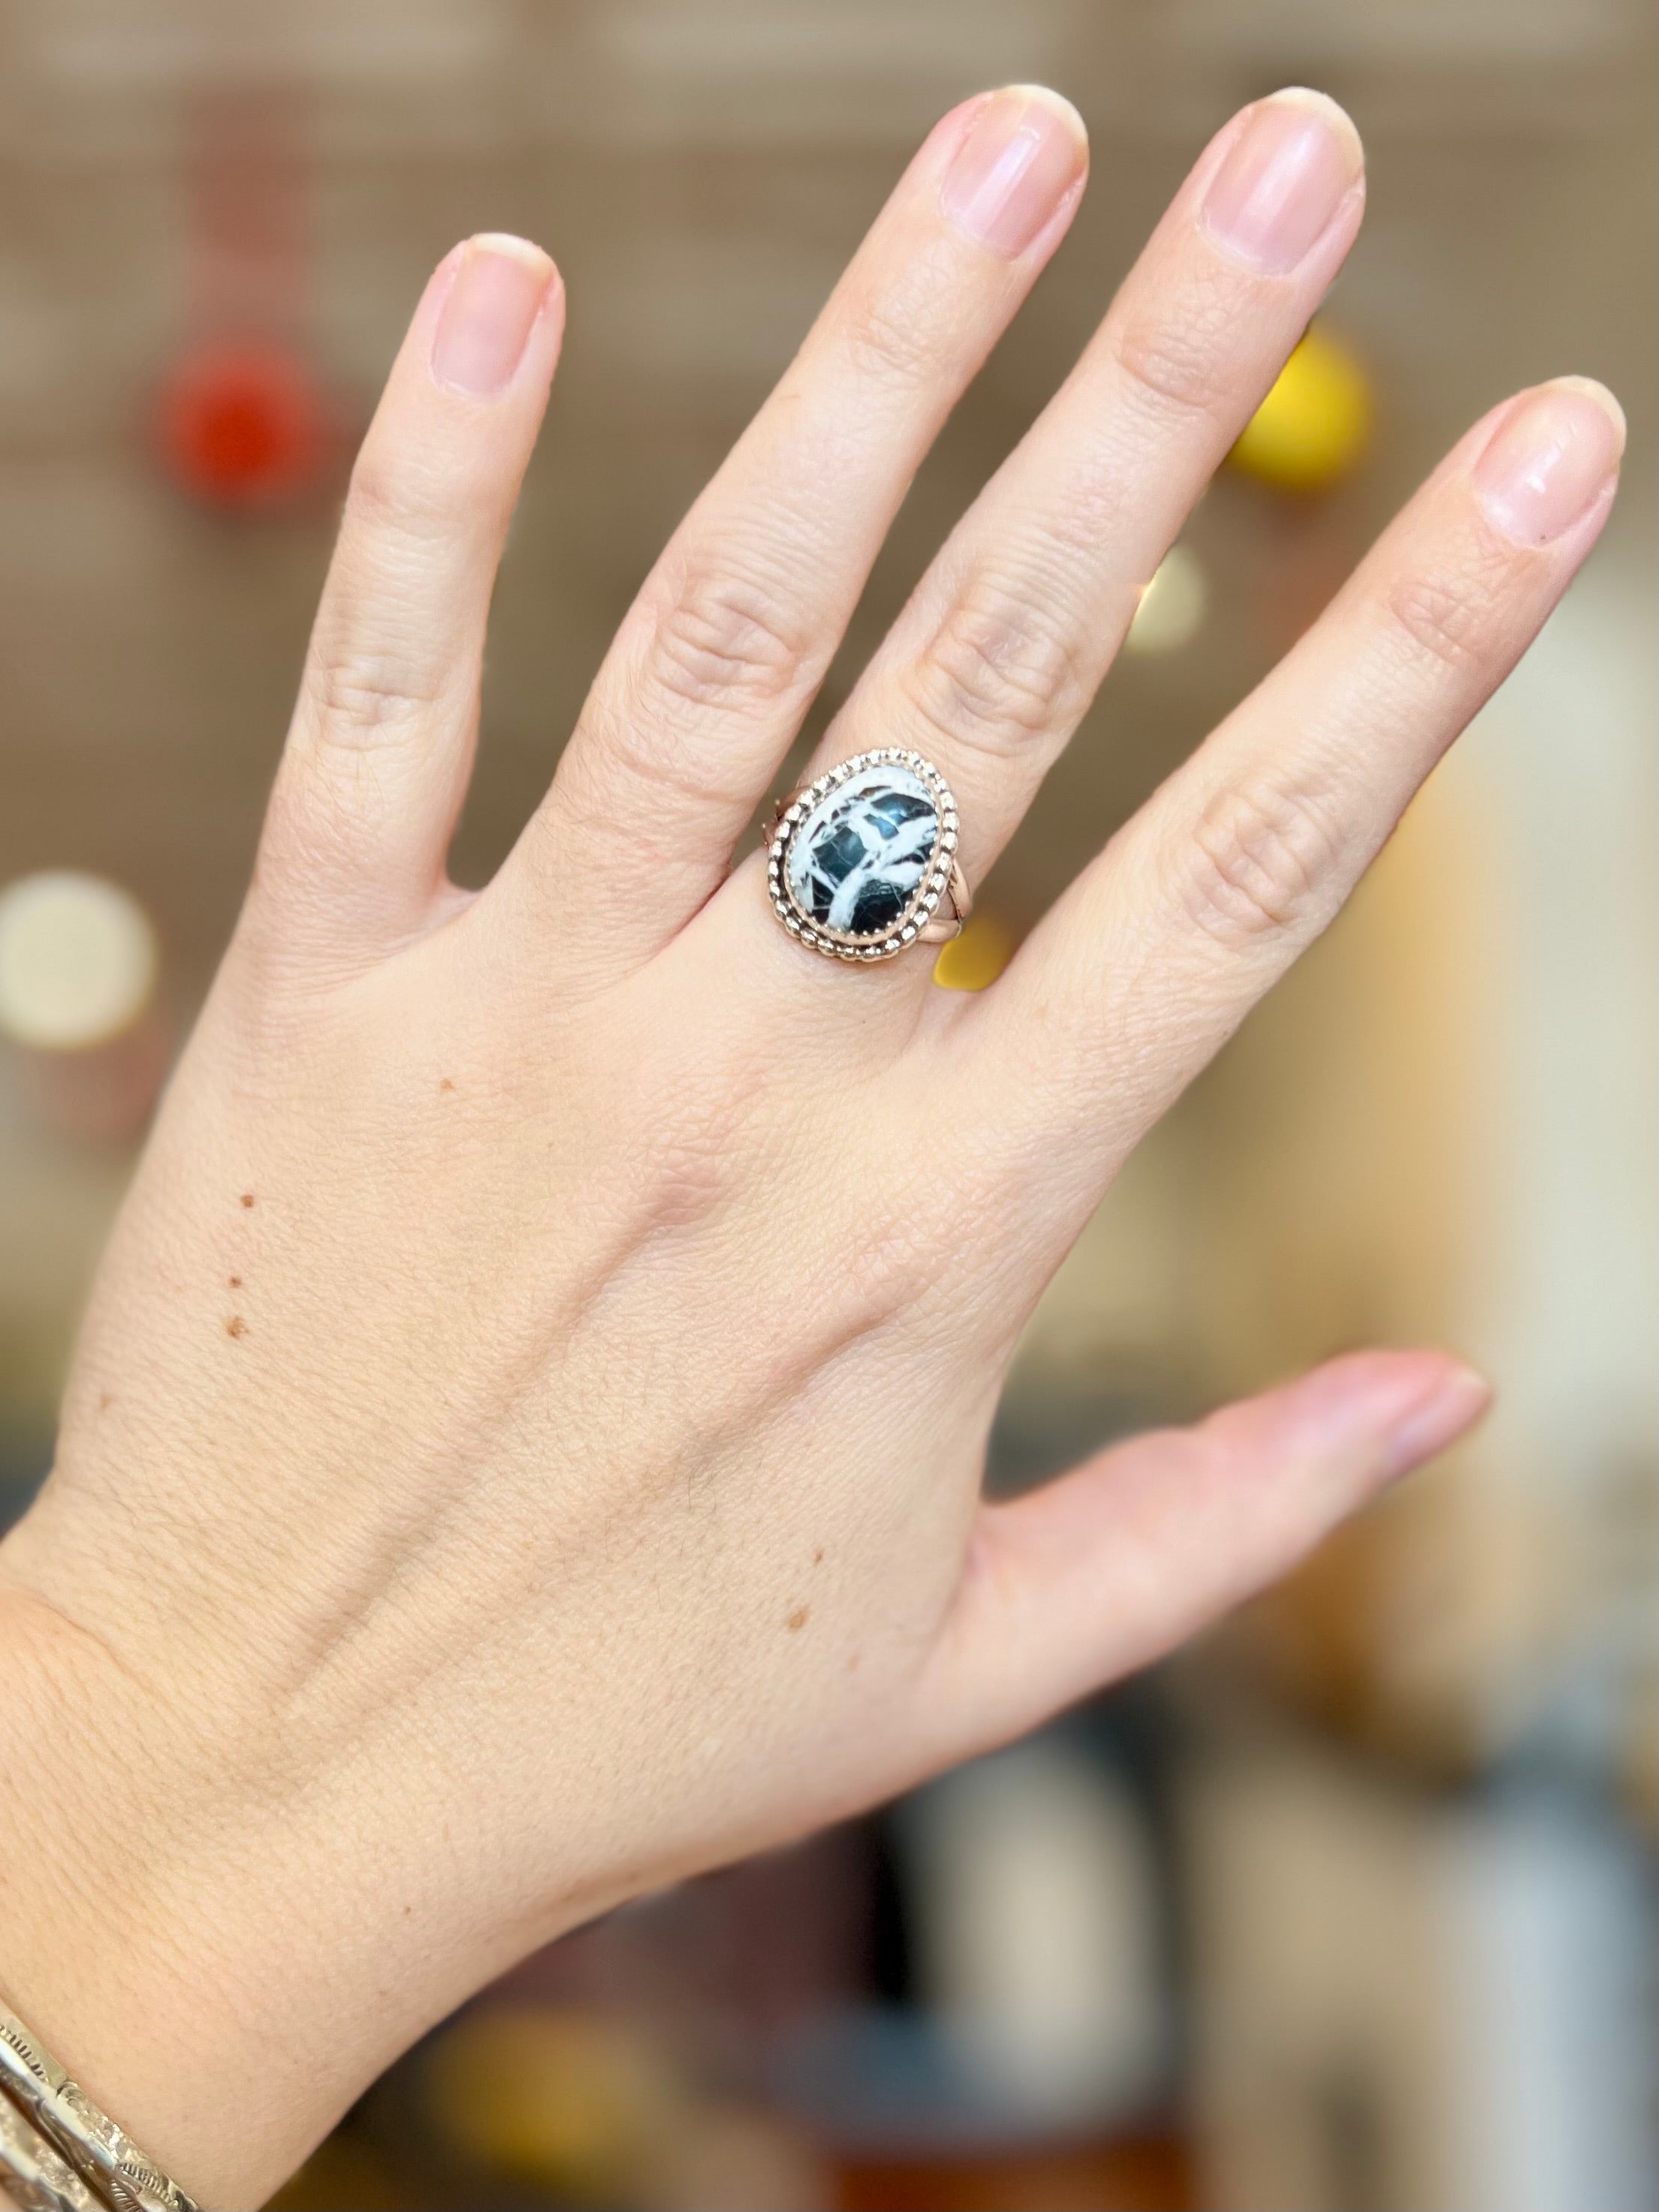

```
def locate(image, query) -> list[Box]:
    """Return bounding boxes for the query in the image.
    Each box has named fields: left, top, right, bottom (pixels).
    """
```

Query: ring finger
left=761, top=89, right=1365, bottom=975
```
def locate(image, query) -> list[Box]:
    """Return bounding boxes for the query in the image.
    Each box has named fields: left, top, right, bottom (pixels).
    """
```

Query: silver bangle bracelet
left=0, top=2095, right=100, bottom=2212
left=0, top=2011, right=199, bottom=2212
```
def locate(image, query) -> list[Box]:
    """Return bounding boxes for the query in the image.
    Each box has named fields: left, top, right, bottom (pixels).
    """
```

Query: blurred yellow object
left=266, top=2134, right=413, bottom=2210
left=1124, top=543, right=1208, bottom=655
left=0, top=871, right=157, bottom=1050
left=1229, top=326, right=1373, bottom=492
left=424, top=2005, right=678, bottom=2198
left=934, top=909, right=1014, bottom=991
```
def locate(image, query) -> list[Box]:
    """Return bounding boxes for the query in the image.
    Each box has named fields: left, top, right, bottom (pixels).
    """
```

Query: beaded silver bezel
left=766, top=749, right=960, bottom=962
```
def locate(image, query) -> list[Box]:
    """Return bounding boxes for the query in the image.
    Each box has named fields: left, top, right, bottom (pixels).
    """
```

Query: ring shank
left=916, top=860, right=971, bottom=942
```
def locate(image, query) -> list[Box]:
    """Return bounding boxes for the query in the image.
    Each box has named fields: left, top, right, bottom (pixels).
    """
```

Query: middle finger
left=515, top=86, right=1089, bottom=974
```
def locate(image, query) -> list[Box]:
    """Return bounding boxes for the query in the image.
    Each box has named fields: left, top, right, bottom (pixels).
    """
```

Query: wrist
left=0, top=1555, right=376, bottom=2209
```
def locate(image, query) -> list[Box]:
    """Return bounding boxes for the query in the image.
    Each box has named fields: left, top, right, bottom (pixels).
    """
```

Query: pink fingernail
left=940, top=86, right=1087, bottom=259
left=430, top=233, right=555, bottom=397
left=1200, top=89, right=1362, bottom=274
left=1380, top=1363, right=1492, bottom=1480
left=1473, top=379, right=1626, bottom=546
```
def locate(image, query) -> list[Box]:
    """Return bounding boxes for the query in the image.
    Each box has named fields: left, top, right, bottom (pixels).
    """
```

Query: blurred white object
left=1446, top=1782, right=1657, bottom=2212
left=1184, top=1729, right=1658, bottom=2212
left=900, top=1738, right=1166, bottom=2126
left=1452, top=565, right=1657, bottom=1755
left=0, top=871, right=157, bottom=1051
left=0, top=871, right=167, bottom=1142
left=1124, top=544, right=1208, bottom=656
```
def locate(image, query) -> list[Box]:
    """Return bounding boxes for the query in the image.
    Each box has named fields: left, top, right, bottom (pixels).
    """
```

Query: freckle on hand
left=240, top=1193, right=255, bottom=1209
left=439, top=1078, right=456, bottom=1094
left=225, top=1315, right=246, bottom=1339
left=228, top=1276, right=242, bottom=1290
left=786, top=1606, right=810, bottom=1634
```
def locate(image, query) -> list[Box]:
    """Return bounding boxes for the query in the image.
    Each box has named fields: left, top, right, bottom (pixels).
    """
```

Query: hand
left=0, top=85, right=1619, bottom=2207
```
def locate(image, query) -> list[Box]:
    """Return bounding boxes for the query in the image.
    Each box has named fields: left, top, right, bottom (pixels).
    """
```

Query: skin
left=0, top=86, right=1622, bottom=2209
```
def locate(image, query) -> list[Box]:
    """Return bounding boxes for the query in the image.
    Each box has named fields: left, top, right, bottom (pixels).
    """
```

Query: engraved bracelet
left=0, top=2095, right=100, bottom=2212
left=0, top=2010, right=198, bottom=2212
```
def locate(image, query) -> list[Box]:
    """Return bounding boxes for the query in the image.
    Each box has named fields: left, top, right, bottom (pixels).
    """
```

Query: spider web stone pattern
left=785, top=762, right=940, bottom=937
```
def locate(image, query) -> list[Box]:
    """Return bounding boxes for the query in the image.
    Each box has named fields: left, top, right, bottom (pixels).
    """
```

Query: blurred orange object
left=156, top=84, right=333, bottom=511
left=157, top=338, right=328, bottom=510
left=835, top=2131, right=1194, bottom=2211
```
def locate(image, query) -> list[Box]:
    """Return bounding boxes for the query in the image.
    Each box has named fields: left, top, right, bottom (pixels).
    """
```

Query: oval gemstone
left=786, top=764, right=940, bottom=939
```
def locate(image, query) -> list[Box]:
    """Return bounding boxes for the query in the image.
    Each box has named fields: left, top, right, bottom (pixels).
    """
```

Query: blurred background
left=0, top=3, right=1653, bottom=2208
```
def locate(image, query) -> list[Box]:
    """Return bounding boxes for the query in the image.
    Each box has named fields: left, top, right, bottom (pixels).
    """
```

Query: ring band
left=767, top=749, right=970, bottom=961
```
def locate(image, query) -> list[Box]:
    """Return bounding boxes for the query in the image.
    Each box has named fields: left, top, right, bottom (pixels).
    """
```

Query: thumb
left=915, top=1350, right=1490, bottom=1765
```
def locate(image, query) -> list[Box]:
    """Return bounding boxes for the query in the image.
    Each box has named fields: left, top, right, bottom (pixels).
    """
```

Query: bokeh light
left=0, top=873, right=157, bottom=1052
left=1228, top=324, right=1374, bottom=493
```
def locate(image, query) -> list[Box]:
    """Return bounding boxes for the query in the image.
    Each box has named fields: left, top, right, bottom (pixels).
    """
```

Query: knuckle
left=838, top=256, right=955, bottom=388
left=1386, top=563, right=1504, bottom=676
left=343, top=445, right=447, bottom=548
left=343, top=451, right=406, bottom=536
left=824, top=1197, right=943, bottom=1332
left=643, top=557, right=815, bottom=720
left=1109, top=285, right=1236, bottom=427
left=303, top=455, right=457, bottom=746
left=642, top=1118, right=741, bottom=1233
left=904, top=570, right=1084, bottom=762
left=1179, top=777, right=1341, bottom=947
left=632, top=1046, right=767, bottom=1233
left=303, top=644, right=439, bottom=744
left=849, top=1141, right=1006, bottom=1326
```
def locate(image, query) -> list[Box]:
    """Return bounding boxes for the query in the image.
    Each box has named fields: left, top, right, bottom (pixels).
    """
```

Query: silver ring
left=766, top=749, right=971, bottom=962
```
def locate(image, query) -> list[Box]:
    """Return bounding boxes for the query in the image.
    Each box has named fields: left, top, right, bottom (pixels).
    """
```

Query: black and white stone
left=784, top=762, right=940, bottom=939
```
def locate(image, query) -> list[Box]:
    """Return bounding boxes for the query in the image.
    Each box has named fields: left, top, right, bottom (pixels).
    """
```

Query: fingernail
left=1473, top=378, right=1626, bottom=546
left=430, top=233, right=554, bottom=397
left=1201, top=88, right=1362, bottom=274
left=940, top=86, right=1087, bottom=259
left=1381, top=1363, right=1492, bottom=1480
